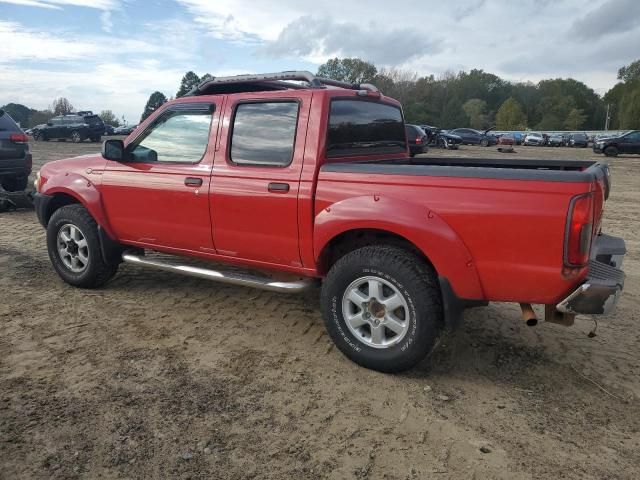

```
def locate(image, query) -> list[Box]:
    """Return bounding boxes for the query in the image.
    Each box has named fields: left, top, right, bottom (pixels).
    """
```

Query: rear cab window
left=326, top=99, right=406, bottom=158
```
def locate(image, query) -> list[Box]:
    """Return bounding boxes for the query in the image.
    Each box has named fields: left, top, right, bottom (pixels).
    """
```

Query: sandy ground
left=1, top=139, right=639, bottom=479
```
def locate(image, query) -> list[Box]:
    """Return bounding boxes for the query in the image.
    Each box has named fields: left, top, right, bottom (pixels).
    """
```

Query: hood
left=40, top=153, right=107, bottom=178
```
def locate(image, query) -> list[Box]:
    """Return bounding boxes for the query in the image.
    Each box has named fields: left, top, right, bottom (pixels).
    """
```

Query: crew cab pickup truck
left=33, top=71, right=626, bottom=372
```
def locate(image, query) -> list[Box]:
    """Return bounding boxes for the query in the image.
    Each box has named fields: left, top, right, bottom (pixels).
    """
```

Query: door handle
left=268, top=182, right=290, bottom=193
left=185, top=177, right=203, bottom=187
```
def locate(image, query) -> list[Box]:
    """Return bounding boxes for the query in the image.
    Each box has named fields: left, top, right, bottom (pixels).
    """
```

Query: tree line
left=3, top=60, right=638, bottom=131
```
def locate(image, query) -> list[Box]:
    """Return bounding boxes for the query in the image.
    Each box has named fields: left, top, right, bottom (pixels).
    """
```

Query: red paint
left=37, top=87, right=608, bottom=305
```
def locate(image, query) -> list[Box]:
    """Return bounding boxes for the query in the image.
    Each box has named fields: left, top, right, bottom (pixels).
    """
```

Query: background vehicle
left=114, top=125, right=137, bottom=135
left=32, top=112, right=104, bottom=143
left=497, top=133, right=515, bottom=146
left=449, top=128, right=497, bottom=146
left=0, top=109, right=32, bottom=192
left=593, top=130, right=640, bottom=157
left=421, top=125, right=461, bottom=149
left=103, top=124, right=115, bottom=136
left=548, top=134, right=565, bottom=146
left=523, top=132, right=544, bottom=146
left=33, top=71, right=626, bottom=373
left=568, top=132, right=588, bottom=148
left=405, top=124, right=428, bottom=156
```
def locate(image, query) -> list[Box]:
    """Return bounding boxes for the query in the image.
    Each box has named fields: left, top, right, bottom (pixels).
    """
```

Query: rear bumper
left=557, top=234, right=626, bottom=315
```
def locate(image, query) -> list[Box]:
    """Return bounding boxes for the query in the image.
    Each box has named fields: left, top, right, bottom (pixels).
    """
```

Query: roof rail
left=188, top=71, right=380, bottom=96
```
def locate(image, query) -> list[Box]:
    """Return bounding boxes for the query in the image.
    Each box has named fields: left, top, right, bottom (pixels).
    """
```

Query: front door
left=210, top=92, right=311, bottom=268
left=101, top=101, right=220, bottom=253
left=620, top=131, right=640, bottom=154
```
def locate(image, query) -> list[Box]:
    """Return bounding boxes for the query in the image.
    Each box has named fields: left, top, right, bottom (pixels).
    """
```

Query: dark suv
left=33, top=111, right=104, bottom=143
left=0, top=110, right=32, bottom=191
left=593, top=130, right=640, bottom=157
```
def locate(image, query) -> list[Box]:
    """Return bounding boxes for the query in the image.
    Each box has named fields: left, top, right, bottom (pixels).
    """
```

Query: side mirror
left=102, top=139, right=125, bottom=161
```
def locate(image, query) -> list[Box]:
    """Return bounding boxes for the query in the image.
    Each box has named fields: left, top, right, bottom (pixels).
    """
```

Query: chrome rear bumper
left=557, top=234, right=626, bottom=315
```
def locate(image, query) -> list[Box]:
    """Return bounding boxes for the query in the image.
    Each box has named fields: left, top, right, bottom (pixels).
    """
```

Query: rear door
left=210, top=91, right=311, bottom=268
left=620, top=131, right=640, bottom=153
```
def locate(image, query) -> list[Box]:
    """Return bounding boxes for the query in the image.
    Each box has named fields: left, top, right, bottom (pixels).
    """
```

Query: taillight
left=565, top=193, right=594, bottom=267
left=10, top=133, right=28, bottom=144
left=415, top=137, right=422, bottom=144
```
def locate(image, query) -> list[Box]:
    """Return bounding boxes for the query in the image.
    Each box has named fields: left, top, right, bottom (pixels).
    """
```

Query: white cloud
left=0, top=0, right=118, bottom=9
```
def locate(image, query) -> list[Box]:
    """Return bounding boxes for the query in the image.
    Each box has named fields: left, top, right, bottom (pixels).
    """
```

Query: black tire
left=33, top=130, right=45, bottom=141
left=70, top=131, right=82, bottom=143
left=321, top=245, right=443, bottom=373
left=604, top=146, right=618, bottom=157
left=480, top=138, right=489, bottom=147
left=47, top=204, right=118, bottom=288
left=1, top=176, right=28, bottom=192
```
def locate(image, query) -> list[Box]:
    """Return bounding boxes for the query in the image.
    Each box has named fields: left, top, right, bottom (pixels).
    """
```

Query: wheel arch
left=313, top=195, right=485, bottom=300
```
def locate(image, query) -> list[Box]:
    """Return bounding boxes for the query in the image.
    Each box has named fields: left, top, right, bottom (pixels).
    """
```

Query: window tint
left=230, top=102, right=298, bottom=166
left=327, top=99, right=405, bottom=158
left=52, top=118, right=63, bottom=126
left=625, top=131, right=640, bottom=141
left=129, top=111, right=212, bottom=163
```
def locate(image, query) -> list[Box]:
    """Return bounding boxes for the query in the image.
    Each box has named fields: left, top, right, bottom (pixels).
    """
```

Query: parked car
left=548, top=134, right=565, bottom=147
left=103, top=124, right=115, bottom=136
left=0, top=110, right=32, bottom=192
left=32, top=112, right=104, bottom=143
left=449, top=128, right=497, bottom=146
left=32, top=70, right=626, bottom=373
left=405, top=124, right=428, bottom=156
left=114, top=125, right=137, bottom=135
left=568, top=133, right=588, bottom=148
left=523, top=132, right=545, bottom=146
left=497, top=133, right=515, bottom=146
left=512, top=132, right=523, bottom=145
left=593, top=130, right=640, bottom=157
left=420, top=125, right=461, bottom=149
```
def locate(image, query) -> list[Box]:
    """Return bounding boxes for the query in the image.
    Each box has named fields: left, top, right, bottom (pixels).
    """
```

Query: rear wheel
left=70, top=131, right=82, bottom=143
left=1, top=176, right=28, bottom=192
left=321, top=245, right=443, bottom=372
left=604, top=146, right=618, bottom=157
left=47, top=204, right=118, bottom=288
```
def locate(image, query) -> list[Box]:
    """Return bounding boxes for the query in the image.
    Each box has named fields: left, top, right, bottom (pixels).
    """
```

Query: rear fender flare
left=314, top=195, right=484, bottom=299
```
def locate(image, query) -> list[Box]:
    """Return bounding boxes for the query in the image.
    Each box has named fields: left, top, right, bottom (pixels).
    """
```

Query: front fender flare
left=314, top=195, right=484, bottom=300
left=42, top=173, right=115, bottom=239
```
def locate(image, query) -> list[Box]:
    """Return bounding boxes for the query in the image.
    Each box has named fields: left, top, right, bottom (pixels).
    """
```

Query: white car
left=523, top=132, right=544, bottom=146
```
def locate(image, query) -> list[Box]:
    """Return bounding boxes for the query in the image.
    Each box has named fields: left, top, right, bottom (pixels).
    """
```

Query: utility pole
left=604, top=103, right=611, bottom=131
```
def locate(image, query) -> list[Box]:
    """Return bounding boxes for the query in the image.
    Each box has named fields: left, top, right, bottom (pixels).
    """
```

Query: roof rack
left=188, top=71, right=380, bottom=96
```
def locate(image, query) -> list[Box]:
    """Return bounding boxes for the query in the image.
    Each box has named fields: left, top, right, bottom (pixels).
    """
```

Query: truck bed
left=322, top=156, right=609, bottom=186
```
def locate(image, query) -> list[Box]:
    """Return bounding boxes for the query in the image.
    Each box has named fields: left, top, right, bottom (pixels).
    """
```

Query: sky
left=1, top=0, right=638, bottom=124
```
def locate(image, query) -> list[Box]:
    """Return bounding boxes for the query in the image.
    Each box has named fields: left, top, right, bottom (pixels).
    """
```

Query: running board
left=121, top=253, right=314, bottom=293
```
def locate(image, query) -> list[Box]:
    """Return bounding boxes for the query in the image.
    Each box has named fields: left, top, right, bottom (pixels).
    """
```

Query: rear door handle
left=268, top=182, right=290, bottom=193
left=185, top=177, right=203, bottom=187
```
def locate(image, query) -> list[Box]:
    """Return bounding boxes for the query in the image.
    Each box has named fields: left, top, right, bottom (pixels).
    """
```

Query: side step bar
left=121, top=253, right=314, bottom=293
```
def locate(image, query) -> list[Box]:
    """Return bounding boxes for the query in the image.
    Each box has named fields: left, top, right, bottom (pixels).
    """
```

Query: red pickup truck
left=33, top=71, right=626, bottom=372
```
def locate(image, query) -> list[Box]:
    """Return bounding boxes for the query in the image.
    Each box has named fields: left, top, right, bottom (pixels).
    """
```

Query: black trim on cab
left=34, top=192, right=53, bottom=227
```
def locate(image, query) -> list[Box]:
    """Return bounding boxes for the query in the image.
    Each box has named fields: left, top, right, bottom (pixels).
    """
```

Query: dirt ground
left=1, top=140, right=639, bottom=479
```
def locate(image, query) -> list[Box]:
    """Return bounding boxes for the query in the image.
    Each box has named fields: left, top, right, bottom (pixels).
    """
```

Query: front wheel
left=321, top=246, right=443, bottom=372
left=480, top=138, right=489, bottom=147
left=47, top=204, right=118, bottom=288
left=604, top=146, right=618, bottom=157
left=70, top=131, right=82, bottom=143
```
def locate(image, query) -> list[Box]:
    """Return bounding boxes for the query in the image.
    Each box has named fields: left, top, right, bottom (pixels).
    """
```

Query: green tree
left=617, top=59, right=640, bottom=83
left=99, top=110, right=121, bottom=127
left=176, top=71, right=201, bottom=97
left=619, top=81, right=640, bottom=129
left=140, top=91, right=168, bottom=122
left=50, top=97, right=74, bottom=116
left=495, top=97, right=527, bottom=130
left=536, top=113, right=563, bottom=130
left=462, top=98, right=487, bottom=129
left=440, top=97, right=468, bottom=129
left=29, top=110, right=53, bottom=128
left=0, top=103, right=32, bottom=127
left=317, top=57, right=378, bottom=84
left=564, top=108, right=587, bottom=130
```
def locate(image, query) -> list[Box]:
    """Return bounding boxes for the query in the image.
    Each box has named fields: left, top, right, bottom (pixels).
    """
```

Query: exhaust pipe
left=122, top=253, right=313, bottom=293
left=519, top=303, right=538, bottom=326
